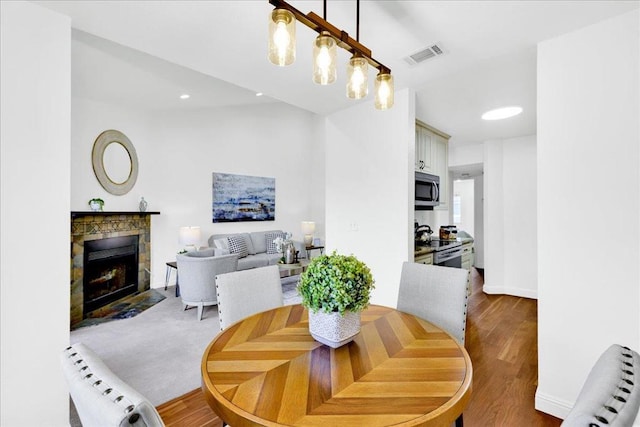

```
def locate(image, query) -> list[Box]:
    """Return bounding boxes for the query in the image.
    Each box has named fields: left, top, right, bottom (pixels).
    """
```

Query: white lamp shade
left=301, top=221, right=316, bottom=235
left=179, top=226, right=201, bottom=246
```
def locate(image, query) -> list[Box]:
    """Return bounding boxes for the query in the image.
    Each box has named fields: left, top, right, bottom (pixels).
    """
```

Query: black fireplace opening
left=83, top=235, right=139, bottom=316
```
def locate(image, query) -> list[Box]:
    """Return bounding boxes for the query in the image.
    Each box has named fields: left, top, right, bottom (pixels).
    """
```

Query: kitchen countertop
left=414, top=246, right=436, bottom=256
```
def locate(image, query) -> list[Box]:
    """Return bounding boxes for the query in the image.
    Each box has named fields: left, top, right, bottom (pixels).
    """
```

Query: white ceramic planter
left=308, top=310, right=361, bottom=348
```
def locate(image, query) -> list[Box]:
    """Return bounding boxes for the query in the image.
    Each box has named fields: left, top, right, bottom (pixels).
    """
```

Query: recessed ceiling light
left=256, top=92, right=263, bottom=97
left=179, top=94, right=190, bottom=100
left=481, top=106, right=523, bottom=120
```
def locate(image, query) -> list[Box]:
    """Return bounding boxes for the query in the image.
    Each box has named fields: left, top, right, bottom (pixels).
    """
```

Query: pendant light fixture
left=313, top=32, right=337, bottom=85
left=347, top=55, right=368, bottom=98
left=346, top=0, right=368, bottom=99
left=268, top=8, right=296, bottom=66
left=267, top=0, right=394, bottom=110
left=374, top=71, right=394, bottom=110
left=312, top=1, right=336, bottom=85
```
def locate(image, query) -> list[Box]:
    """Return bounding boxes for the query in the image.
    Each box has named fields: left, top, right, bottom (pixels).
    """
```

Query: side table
left=165, top=261, right=179, bottom=297
left=305, top=245, right=324, bottom=259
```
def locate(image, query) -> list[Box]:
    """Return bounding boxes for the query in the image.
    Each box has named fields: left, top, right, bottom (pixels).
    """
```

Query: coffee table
left=278, top=259, right=310, bottom=278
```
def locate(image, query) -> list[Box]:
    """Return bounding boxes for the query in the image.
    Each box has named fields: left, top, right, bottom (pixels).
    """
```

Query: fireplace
left=83, top=235, right=139, bottom=314
left=70, top=211, right=159, bottom=328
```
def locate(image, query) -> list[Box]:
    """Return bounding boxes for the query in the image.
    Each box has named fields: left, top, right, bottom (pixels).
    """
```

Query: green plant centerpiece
left=298, top=251, right=375, bottom=348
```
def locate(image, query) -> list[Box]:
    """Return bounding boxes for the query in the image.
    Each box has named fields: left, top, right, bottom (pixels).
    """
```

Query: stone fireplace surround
left=70, top=211, right=159, bottom=327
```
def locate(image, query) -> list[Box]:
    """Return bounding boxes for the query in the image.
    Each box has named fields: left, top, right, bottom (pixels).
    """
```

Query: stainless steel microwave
left=415, top=171, right=440, bottom=210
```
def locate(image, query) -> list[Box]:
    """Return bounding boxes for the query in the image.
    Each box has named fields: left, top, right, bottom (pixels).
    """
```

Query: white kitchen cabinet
left=461, top=242, right=473, bottom=270
left=414, top=253, right=434, bottom=265
left=415, top=120, right=450, bottom=210
left=432, top=133, right=449, bottom=210
left=415, top=124, right=433, bottom=172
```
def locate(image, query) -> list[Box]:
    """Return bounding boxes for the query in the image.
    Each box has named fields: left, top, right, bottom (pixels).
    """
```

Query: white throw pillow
left=213, top=238, right=228, bottom=250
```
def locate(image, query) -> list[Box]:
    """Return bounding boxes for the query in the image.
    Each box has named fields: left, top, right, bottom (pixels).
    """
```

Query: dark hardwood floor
left=156, top=267, right=562, bottom=427
left=463, top=268, right=561, bottom=426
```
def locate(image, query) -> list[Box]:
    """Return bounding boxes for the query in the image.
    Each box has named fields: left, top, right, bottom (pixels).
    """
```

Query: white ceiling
left=38, top=0, right=639, bottom=148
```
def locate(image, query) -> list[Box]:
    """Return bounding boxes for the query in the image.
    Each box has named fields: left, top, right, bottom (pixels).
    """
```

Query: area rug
left=72, top=289, right=166, bottom=330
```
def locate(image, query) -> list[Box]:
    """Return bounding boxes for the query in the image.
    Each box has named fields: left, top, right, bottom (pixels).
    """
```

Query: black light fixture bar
left=268, top=0, right=391, bottom=74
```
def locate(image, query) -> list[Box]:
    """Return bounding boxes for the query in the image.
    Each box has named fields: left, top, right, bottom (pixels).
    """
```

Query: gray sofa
left=208, top=230, right=305, bottom=271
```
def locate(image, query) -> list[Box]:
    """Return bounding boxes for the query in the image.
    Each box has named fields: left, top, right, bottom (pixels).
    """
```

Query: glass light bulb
left=274, top=22, right=290, bottom=60
left=313, top=33, right=336, bottom=85
left=316, top=46, right=330, bottom=72
left=375, top=73, right=394, bottom=110
left=346, top=56, right=368, bottom=99
left=268, top=9, right=296, bottom=66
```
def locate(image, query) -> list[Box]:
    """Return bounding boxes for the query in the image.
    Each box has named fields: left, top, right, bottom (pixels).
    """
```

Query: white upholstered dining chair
left=215, top=265, right=284, bottom=331
left=397, top=261, right=469, bottom=344
left=397, top=262, right=470, bottom=427
left=61, top=343, right=164, bottom=427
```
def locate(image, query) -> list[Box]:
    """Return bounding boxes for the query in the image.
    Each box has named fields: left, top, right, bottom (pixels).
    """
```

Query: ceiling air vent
left=404, top=43, right=445, bottom=66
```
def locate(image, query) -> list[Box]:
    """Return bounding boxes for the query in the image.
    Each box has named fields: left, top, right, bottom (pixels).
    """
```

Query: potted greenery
left=88, top=198, right=104, bottom=212
left=298, top=251, right=375, bottom=348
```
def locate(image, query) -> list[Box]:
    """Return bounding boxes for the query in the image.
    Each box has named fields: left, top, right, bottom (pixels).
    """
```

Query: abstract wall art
left=212, top=173, right=275, bottom=222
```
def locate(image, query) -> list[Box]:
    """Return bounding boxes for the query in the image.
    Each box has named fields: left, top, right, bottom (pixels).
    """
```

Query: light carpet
left=70, top=276, right=302, bottom=408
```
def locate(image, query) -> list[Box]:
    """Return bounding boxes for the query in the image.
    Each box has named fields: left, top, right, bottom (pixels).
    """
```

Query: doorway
left=452, top=179, right=475, bottom=237
left=449, top=164, right=484, bottom=268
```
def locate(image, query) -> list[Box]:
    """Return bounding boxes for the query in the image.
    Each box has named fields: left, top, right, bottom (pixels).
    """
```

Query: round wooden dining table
left=201, top=304, right=472, bottom=427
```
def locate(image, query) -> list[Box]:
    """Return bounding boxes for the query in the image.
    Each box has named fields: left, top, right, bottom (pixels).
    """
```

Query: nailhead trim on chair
left=63, top=347, right=140, bottom=419
left=563, top=345, right=639, bottom=427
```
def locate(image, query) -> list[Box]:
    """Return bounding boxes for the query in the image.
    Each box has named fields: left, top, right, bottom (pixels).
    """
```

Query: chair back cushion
left=562, top=344, right=640, bottom=426
left=61, top=343, right=164, bottom=427
left=184, top=248, right=215, bottom=258
left=397, top=262, right=469, bottom=345
left=216, top=265, right=284, bottom=331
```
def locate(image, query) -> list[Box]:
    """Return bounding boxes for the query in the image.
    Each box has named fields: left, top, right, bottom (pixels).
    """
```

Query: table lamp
left=179, top=226, right=201, bottom=252
left=301, top=221, right=316, bottom=247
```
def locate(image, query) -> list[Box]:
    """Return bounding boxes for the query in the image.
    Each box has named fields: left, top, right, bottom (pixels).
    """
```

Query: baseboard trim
left=482, top=284, right=538, bottom=299
left=535, top=389, right=571, bottom=420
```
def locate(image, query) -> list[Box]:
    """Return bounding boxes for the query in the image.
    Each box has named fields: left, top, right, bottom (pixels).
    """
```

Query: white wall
left=473, top=174, right=484, bottom=268
left=325, top=89, right=414, bottom=308
left=72, top=98, right=320, bottom=287
left=536, top=10, right=640, bottom=418
left=449, top=143, right=483, bottom=167
left=484, top=135, right=537, bottom=298
left=1, top=2, right=71, bottom=425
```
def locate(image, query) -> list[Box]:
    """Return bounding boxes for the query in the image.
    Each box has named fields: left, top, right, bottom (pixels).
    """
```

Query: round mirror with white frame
left=91, top=130, right=139, bottom=195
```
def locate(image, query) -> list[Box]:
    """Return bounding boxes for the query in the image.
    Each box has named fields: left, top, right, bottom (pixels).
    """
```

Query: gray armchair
left=176, top=251, right=238, bottom=321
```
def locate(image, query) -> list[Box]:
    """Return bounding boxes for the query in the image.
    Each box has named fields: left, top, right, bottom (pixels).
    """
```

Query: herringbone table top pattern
left=201, top=304, right=472, bottom=427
